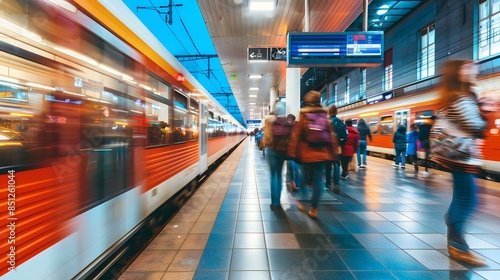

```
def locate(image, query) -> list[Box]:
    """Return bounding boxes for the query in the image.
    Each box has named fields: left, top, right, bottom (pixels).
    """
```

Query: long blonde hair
left=439, top=59, right=478, bottom=104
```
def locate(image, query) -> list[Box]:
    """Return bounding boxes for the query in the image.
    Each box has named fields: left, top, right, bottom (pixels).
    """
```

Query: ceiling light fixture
left=377, top=4, right=389, bottom=15
left=249, top=0, right=276, bottom=11
left=249, top=74, right=262, bottom=79
left=249, top=87, right=259, bottom=90
left=249, top=94, right=257, bottom=97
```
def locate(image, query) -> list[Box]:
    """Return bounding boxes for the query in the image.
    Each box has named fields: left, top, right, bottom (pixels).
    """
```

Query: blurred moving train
left=336, top=73, right=500, bottom=180
left=0, top=1, right=245, bottom=279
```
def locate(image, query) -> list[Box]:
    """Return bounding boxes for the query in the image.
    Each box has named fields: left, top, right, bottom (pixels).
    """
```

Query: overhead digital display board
left=287, top=31, right=384, bottom=68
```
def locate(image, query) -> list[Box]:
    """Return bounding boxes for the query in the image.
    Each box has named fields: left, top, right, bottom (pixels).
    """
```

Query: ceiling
left=124, top=0, right=423, bottom=126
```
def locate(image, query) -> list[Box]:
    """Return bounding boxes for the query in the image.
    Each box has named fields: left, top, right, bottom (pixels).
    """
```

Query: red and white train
left=337, top=75, right=500, bottom=179
left=0, top=1, right=244, bottom=278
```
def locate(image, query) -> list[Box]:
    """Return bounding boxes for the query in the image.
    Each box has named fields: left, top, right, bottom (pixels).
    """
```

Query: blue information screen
left=287, top=32, right=384, bottom=67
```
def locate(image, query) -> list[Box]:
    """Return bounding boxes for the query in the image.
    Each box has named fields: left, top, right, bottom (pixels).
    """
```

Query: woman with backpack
left=287, top=91, right=339, bottom=218
left=340, top=119, right=359, bottom=181
left=262, top=102, right=293, bottom=210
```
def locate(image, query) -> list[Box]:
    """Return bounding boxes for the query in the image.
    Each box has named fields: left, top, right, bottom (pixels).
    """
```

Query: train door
left=395, top=109, right=409, bottom=132
left=199, top=103, right=208, bottom=173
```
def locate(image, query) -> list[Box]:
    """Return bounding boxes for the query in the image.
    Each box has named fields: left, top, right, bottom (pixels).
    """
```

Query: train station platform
left=119, top=139, right=500, bottom=280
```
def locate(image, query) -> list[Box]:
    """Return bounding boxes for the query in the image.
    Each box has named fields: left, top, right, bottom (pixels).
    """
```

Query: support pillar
left=286, top=68, right=301, bottom=119
left=270, top=86, right=278, bottom=112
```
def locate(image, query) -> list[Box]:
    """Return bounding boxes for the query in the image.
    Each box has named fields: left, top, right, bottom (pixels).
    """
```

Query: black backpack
left=331, top=118, right=348, bottom=146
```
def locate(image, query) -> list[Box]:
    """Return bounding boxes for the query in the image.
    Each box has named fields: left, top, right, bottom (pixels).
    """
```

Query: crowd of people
left=253, top=59, right=489, bottom=267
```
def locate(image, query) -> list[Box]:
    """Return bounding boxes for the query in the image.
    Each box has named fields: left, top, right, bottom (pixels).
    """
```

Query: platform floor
left=120, top=139, right=500, bottom=280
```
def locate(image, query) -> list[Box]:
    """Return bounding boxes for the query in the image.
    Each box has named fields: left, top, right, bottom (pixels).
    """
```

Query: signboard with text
left=287, top=31, right=384, bottom=67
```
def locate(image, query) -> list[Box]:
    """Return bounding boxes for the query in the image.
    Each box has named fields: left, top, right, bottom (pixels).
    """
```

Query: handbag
left=429, top=110, right=474, bottom=160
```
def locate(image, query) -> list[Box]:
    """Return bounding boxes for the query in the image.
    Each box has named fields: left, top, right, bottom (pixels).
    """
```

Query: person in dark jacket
left=392, top=125, right=407, bottom=168
left=418, top=116, right=436, bottom=176
left=356, top=118, right=372, bottom=168
left=325, top=105, right=343, bottom=193
left=287, top=90, right=339, bottom=219
left=407, top=123, right=419, bottom=172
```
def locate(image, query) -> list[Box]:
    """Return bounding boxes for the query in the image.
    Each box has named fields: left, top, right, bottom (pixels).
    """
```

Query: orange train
left=336, top=75, right=500, bottom=179
left=0, top=1, right=244, bottom=279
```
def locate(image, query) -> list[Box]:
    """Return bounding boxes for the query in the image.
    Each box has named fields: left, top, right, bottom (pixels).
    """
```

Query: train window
left=395, top=110, right=409, bottom=131
left=369, top=117, right=379, bottom=135
left=190, top=99, right=199, bottom=112
left=415, top=110, right=434, bottom=125
left=380, top=115, right=394, bottom=135
left=173, top=108, right=188, bottom=143
left=187, top=114, right=199, bottom=141
left=145, top=97, right=172, bottom=146
left=0, top=89, right=46, bottom=171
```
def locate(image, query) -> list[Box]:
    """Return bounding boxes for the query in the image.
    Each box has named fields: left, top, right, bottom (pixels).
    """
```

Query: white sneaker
left=359, top=164, right=366, bottom=168
left=421, top=171, right=430, bottom=177
left=392, top=163, right=399, bottom=168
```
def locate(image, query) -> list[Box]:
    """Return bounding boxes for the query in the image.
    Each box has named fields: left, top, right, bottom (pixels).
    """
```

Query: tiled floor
left=120, top=139, right=500, bottom=280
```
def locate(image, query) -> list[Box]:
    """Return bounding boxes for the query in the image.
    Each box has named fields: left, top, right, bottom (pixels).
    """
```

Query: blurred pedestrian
left=418, top=116, right=436, bottom=176
left=285, top=114, right=301, bottom=192
left=262, top=102, right=293, bottom=210
left=339, top=119, right=359, bottom=183
left=407, top=123, right=419, bottom=172
left=325, top=105, right=346, bottom=193
left=392, top=125, right=407, bottom=168
left=287, top=91, right=339, bottom=218
left=356, top=118, right=372, bottom=168
left=431, top=59, right=487, bottom=266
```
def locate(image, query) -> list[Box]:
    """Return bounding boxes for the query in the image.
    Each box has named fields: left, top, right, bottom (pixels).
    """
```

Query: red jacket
left=341, top=126, right=360, bottom=156
left=286, top=107, right=338, bottom=163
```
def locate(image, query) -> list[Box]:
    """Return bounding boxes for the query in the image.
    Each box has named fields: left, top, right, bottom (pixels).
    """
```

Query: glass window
left=384, top=65, right=393, bottom=90
left=345, top=77, right=350, bottom=104
left=359, top=68, right=366, bottom=100
left=420, top=24, right=435, bottom=79
left=368, top=116, right=379, bottom=135
left=145, top=97, right=171, bottom=146
left=187, top=113, right=198, bottom=141
left=479, top=0, right=500, bottom=58
left=380, top=115, right=393, bottom=135
left=395, top=110, right=409, bottom=131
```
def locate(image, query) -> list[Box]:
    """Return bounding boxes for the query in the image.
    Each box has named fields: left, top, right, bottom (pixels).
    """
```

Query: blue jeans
left=267, top=148, right=286, bottom=206
left=446, top=171, right=478, bottom=251
left=395, top=150, right=406, bottom=166
left=301, top=162, right=325, bottom=208
left=324, top=160, right=340, bottom=187
left=357, top=140, right=368, bottom=166
left=286, top=160, right=301, bottom=185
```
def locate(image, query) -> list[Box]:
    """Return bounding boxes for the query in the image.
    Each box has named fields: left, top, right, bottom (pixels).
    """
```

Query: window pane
left=480, top=1, right=490, bottom=19
left=380, top=115, right=393, bottom=135
left=369, top=117, right=379, bottom=135
left=493, top=0, right=500, bottom=14
left=421, top=33, right=428, bottom=47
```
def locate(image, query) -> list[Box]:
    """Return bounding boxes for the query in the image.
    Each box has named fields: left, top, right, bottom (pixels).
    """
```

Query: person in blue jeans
left=407, top=123, right=419, bottom=172
left=392, top=125, right=407, bottom=168
left=432, top=59, right=488, bottom=266
left=356, top=118, right=372, bottom=168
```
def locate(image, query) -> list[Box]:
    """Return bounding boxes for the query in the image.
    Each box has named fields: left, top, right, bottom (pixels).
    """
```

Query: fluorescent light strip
left=26, top=82, right=55, bottom=91
left=249, top=95, right=257, bottom=97
left=249, top=74, right=262, bottom=79
left=249, top=87, right=259, bottom=90
left=249, top=0, right=275, bottom=11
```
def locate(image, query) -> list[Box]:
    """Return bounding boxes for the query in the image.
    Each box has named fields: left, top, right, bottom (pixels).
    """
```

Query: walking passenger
left=407, top=123, right=419, bottom=172
left=287, top=91, right=339, bottom=218
left=418, top=116, right=436, bottom=176
left=285, top=114, right=300, bottom=192
left=392, top=125, right=407, bottom=168
left=431, top=59, right=487, bottom=266
left=262, top=102, right=293, bottom=210
left=325, top=105, right=347, bottom=193
left=356, top=118, right=372, bottom=168
left=339, top=119, right=359, bottom=183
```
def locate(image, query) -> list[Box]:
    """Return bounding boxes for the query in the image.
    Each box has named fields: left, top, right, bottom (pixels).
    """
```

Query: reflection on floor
left=120, top=139, right=500, bottom=280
